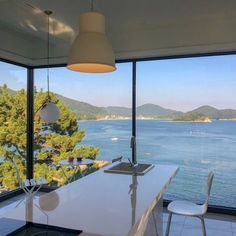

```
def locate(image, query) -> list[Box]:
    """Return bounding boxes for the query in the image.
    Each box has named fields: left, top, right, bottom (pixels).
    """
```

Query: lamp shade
left=39, top=102, right=60, bottom=123
left=67, top=12, right=116, bottom=73
left=39, top=191, right=59, bottom=211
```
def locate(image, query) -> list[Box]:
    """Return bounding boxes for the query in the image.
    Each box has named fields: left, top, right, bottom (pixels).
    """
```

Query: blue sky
left=1, top=55, right=236, bottom=111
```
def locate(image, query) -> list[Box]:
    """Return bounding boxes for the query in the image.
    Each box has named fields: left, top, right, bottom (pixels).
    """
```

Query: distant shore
left=78, top=117, right=236, bottom=122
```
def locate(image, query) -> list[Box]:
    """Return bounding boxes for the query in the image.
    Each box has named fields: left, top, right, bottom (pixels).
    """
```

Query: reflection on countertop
left=3, top=164, right=178, bottom=236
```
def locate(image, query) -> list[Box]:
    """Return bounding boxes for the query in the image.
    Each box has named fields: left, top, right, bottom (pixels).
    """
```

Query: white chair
left=166, top=172, right=214, bottom=236
left=9, top=158, right=47, bottom=199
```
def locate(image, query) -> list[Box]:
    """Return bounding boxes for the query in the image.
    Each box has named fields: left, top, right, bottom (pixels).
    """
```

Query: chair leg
left=151, top=211, right=158, bottom=236
left=165, top=212, right=172, bottom=236
left=200, top=216, right=206, bottom=236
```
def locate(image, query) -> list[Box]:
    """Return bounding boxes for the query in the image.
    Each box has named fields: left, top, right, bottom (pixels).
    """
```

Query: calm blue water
left=79, top=120, right=236, bottom=208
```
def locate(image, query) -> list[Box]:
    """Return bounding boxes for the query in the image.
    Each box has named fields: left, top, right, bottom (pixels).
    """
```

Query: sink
left=104, top=162, right=154, bottom=175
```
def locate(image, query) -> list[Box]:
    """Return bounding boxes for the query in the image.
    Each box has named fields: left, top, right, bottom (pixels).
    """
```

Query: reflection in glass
left=33, top=63, right=132, bottom=188
left=129, top=174, right=138, bottom=227
left=0, top=61, right=27, bottom=195
left=136, top=56, right=236, bottom=208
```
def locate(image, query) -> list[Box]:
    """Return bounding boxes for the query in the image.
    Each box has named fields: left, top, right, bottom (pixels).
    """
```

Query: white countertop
left=3, top=164, right=178, bottom=236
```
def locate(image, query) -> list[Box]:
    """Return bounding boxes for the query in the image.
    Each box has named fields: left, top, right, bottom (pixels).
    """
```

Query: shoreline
left=78, top=118, right=236, bottom=122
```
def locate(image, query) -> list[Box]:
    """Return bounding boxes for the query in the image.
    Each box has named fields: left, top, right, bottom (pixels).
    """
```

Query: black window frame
left=0, top=51, right=236, bottom=216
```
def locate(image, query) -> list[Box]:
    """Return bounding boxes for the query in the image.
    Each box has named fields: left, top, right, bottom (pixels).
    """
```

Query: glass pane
left=136, top=55, right=236, bottom=208
left=34, top=63, right=132, bottom=187
left=0, top=61, right=27, bottom=195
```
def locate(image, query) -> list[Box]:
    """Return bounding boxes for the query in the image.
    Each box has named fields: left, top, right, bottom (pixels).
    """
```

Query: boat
left=111, top=137, right=118, bottom=141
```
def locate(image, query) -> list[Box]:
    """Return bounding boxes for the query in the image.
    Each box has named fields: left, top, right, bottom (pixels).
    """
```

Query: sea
left=79, top=120, right=236, bottom=208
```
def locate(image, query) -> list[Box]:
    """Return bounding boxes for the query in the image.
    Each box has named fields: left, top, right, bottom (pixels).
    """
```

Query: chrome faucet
left=130, top=136, right=137, bottom=167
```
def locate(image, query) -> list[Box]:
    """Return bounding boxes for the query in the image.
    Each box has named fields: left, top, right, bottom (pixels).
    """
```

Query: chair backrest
left=202, top=171, right=214, bottom=213
left=112, top=156, right=123, bottom=163
left=9, top=157, right=23, bottom=187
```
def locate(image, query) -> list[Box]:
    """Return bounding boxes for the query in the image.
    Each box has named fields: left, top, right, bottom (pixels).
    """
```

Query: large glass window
left=136, top=55, right=236, bottom=208
left=34, top=63, right=132, bottom=187
left=0, top=61, right=27, bottom=195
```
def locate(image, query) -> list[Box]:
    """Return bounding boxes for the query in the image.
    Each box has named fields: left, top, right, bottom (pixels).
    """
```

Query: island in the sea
left=173, top=113, right=212, bottom=122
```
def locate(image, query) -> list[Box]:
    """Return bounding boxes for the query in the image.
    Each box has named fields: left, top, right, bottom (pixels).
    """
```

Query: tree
left=0, top=85, right=99, bottom=191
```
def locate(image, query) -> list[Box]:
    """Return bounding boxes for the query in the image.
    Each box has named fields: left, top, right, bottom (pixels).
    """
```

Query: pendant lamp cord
left=34, top=10, right=52, bottom=116
left=90, top=0, right=94, bottom=11
left=47, top=12, right=50, bottom=100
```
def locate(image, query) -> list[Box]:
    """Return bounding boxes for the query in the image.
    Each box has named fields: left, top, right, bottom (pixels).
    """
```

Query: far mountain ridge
left=3, top=87, right=236, bottom=120
left=56, top=95, right=236, bottom=120
left=136, top=103, right=179, bottom=116
left=188, top=105, right=236, bottom=119
left=106, top=106, right=131, bottom=117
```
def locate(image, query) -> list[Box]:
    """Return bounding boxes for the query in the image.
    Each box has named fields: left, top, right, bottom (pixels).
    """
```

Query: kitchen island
left=2, top=164, right=178, bottom=236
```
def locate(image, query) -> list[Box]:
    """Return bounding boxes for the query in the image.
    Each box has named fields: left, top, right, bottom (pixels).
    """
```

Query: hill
left=188, top=105, right=236, bottom=119
left=174, top=113, right=211, bottom=122
left=106, top=104, right=180, bottom=118
left=188, top=106, right=219, bottom=119
left=56, top=94, right=107, bottom=119
left=106, top=106, right=131, bottom=117
left=55, top=96, right=236, bottom=120
left=4, top=87, right=236, bottom=120
left=136, top=104, right=180, bottom=117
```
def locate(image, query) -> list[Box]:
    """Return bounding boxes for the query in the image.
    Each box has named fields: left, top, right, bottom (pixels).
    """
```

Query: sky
left=1, top=54, right=236, bottom=112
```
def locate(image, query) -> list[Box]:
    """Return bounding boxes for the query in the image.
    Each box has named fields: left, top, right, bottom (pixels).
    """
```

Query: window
left=136, top=56, right=236, bottom=208
left=34, top=63, right=132, bottom=187
left=0, top=61, right=27, bottom=195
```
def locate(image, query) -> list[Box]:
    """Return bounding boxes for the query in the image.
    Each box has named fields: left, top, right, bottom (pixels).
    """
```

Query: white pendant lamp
left=67, top=0, right=116, bottom=73
left=39, top=102, right=60, bottom=124
left=39, top=10, right=60, bottom=124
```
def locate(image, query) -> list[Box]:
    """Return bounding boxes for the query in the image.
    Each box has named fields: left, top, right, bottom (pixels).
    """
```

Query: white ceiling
left=1, top=0, right=236, bottom=66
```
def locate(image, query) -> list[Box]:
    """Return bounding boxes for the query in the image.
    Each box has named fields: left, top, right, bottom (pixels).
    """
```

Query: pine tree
left=0, top=85, right=99, bottom=191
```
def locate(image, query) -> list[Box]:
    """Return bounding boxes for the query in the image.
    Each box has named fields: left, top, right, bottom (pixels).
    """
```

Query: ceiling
left=1, top=0, right=236, bottom=66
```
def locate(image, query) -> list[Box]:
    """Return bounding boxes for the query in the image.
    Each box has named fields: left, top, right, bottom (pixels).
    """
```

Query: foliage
left=0, top=85, right=99, bottom=192
left=173, top=112, right=209, bottom=122
left=57, top=94, right=107, bottom=120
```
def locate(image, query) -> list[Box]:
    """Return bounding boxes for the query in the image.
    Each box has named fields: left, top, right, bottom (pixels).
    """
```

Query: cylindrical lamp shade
left=67, top=12, right=116, bottom=73
left=39, top=102, right=60, bottom=123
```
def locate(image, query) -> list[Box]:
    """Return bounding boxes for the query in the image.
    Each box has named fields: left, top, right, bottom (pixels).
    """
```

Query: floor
left=163, top=209, right=236, bottom=236
left=0, top=194, right=235, bottom=236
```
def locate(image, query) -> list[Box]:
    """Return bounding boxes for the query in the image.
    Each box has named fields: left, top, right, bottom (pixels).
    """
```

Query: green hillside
left=56, top=94, right=107, bottom=120
left=137, top=104, right=180, bottom=117
left=106, top=106, right=131, bottom=117
left=217, top=109, right=236, bottom=119
left=6, top=88, right=236, bottom=120
left=188, top=106, right=219, bottom=119
left=188, top=105, right=236, bottom=119
left=56, top=96, right=236, bottom=120
left=174, top=112, right=209, bottom=122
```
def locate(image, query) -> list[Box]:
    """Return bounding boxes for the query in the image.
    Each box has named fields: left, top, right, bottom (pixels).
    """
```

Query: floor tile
left=183, top=216, right=232, bottom=232
left=163, top=213, right=169, bottom=223
left=184, top=217, right=202, bottom=228
left=181, top=228, right=203, bottom=236
left=163, top=213, right=186, bottom=224
left=170, top=214, right=186, bottom=224
left=181, top=228, right=233, bottom=236
left=206, top=229, right=233, bottom=236
left=205, top=218, right=232, bottom=232
left=163, top=222, right=184, bottom=236
left=232, top=222, right=236, bottom=232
